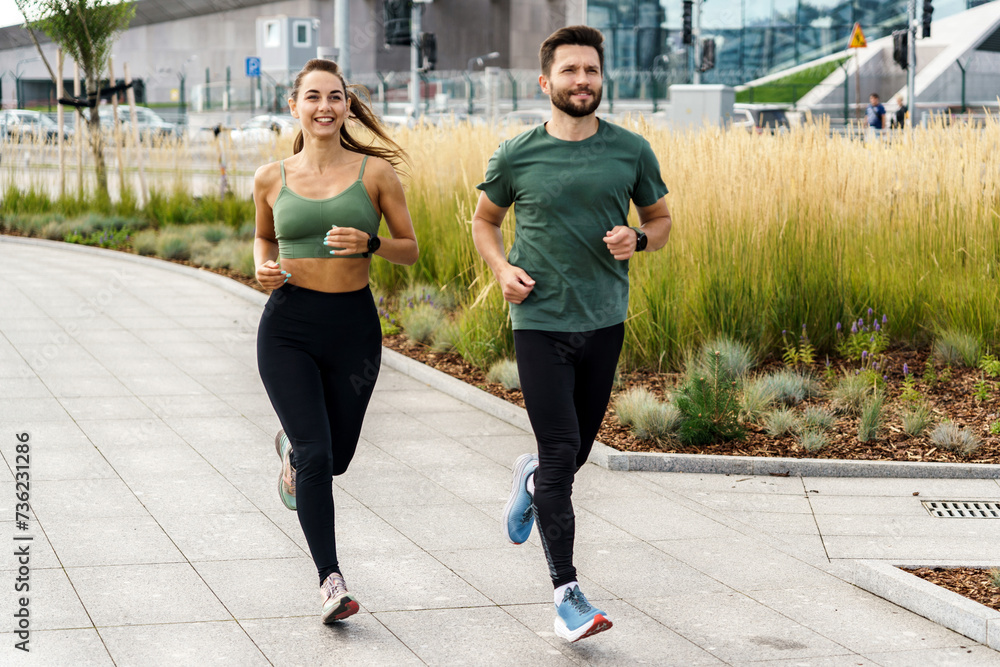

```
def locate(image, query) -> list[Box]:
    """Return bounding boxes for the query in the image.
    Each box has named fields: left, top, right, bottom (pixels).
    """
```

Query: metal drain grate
left=922, top=500, right=1000, bottom=518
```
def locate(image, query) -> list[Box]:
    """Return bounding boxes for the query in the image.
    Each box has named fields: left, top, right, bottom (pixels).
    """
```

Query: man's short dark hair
left=539, top=25, right=605, bottom=76
left=870, top=93, right=880, bottom=100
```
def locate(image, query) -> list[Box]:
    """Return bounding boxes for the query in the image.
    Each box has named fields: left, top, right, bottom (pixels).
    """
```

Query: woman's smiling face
left=289, top=70, right=350, bottom=138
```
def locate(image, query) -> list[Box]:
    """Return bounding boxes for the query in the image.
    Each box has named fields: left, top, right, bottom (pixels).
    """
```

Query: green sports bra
left=273, top=156, right=381, bottom=259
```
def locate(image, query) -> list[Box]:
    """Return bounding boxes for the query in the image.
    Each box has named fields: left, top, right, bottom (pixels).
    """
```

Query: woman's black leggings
left=513, top=323, right=624, bottom=588
left=257, top=284, right=381, bottom=584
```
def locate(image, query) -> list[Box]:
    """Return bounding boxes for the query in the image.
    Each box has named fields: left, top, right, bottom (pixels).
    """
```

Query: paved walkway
left=2, top=236, right=1000, bottom=666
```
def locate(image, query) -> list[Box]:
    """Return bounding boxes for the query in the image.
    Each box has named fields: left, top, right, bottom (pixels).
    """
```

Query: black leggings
left=257, top=284, right=381, bottom=584
left=513, top=323, right=624, bottom=588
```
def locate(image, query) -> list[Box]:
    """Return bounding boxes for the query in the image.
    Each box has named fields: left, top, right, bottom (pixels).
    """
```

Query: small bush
left=132, top=229, right=158, bottom=256
left=156, top=232, right=192, bottom=260
left=739, top=376, right=779, bottom=422
left=201, top=223, right=232, bottom=243
left=831, top=372, right=877, bottom=416
left=399, top=283, right=458, bottom=312
left=633, top=401, right=681, bottom=442
left=453, top=285, right=514, bottom=370
left=900, top=403, right=933, bottom=437
left=801, top=405, right=836, bottom=431
left=933, top=330, right=982, bottom=368
left=614, top=388, right=660, bottom=427
left=675, top=351, right=744, bottom=446
left=858, top=394, right=884, bottom=443
left=753, top=369, right=820, bottom=406
left=431, top=320, right=460, bottom=353
left=991, top=569, right=1000, bottom=590
left=486, top=359, right=520, bottom=390
left=798, top=429, right=829, bottom=453
left=697, top=336, right=756, bottom=379
left=764, top=407, right=799, bottom=437
left=929, top=423, right=980, bottom=455
left=399, top=303, right=444, bottom=345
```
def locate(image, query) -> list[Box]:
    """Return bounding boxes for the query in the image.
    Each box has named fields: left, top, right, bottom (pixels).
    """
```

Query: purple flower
left=870, top=335, right=875, bottom=343
left=903, top=363, right=909, bottom=376
left=872, top=361, right=879, bottom=370
left=868, top=307, right=874, bottom=317
left=782, top=329, right=787, bottom=336
left=851, top=322, right=859, bottom=334
left=874, top=322, right=881, bottom=332
left=882, top=314, right=888, bottom=325
left=862, top=350, right=868, bottom=359
left=883, top=375, right=888, bottom=382
left=836, top=322, right=842, bottom=332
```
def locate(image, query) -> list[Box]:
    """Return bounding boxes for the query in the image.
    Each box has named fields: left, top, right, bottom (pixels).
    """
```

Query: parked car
left=229, top=114, right=297, bottom=144
left=499, top=109, right=550, bottom=127
left=0, top=109, right=72, bottom=142
left=97, top=105, right=182, bottom=141
left=731, top=104, right=791, bottom=133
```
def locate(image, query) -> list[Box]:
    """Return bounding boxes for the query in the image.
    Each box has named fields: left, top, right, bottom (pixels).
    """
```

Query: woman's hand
left=256, top=259, right=289, bottom=289
left=324, top=226, right=371, bottom=256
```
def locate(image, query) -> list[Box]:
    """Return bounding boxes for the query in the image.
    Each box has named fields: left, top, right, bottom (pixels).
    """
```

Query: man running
left=471, top=25, right=672, bottom=642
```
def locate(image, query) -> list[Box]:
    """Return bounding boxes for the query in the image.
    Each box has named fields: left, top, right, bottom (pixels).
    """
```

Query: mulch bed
left=903, top=568, right=1000, bottom=613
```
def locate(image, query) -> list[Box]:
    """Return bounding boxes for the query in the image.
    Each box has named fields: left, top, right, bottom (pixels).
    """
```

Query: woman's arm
left=253, top=163, right=288, bottom=289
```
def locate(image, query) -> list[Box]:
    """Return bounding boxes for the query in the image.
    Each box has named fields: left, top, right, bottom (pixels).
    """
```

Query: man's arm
left=471, top=192, right=535, bottom=305
left=603, top=196, right=672, bottom=260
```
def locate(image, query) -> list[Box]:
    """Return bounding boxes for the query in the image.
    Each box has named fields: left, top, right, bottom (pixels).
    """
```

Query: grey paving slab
left=803, top=476, right=1000, bottom=497
left=677, top=489, right=816, bottom=514
left=193, top=557, right=326, bottom=619
left=98, top=621, right=271, bottom=667
left=0, top=376, right=53, bottom=398
left=374, top=502, right=501, bottom=552
left=155, top=512, right=304, bottom=561
left=0, top=566, right=91, bottom=631
left=729, top=656, right=878, bottom=666
left=632, top=592, right=849, bottom=664
left=241, top=615, right=424, bottom=666
left=129, top=473, right=259, bottom=517
left=43, top=515, right=184, bottom=567
left=57, top=395, right=159, bottom=421
left=67, top=562, right=232, bottom=626
left=376, top=606, right=577, bottom=666
left=456, top=433, right=539, bottom=466
left=867, top=646, right=1000, bottom=666
left=578, top=495, right=741, bottom=541
left=0, top=521, right=61, bottom=569
left=826, top=535, right=1000, bottom=561
left=0, top=629, right=114, bottom=666
left=815, top=513, right=1000, bottom=539
left=412, top=409, right=529, bottom=438
left=30, top=478, right=149, bottom=522
left=0, top=396, right=73, bottom=422
left=725, top=510, right=822, bottom=536
left=144, top=393, right=245, bottom=420
left=503, top=600, right=727, bottom=666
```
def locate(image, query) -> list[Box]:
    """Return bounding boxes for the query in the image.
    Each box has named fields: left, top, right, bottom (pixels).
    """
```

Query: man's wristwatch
left=364, top=233, right=381, bottom=258
left=630, top=227, right=648, bottom=252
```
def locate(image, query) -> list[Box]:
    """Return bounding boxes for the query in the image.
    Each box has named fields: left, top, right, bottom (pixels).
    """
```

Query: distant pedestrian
left=892, top=95, right=908, bottom=129
left=866, top=93, right=886, bottom=131
left=472, top=26, right=671, bottom=643
left=253, top=58, right=418, bottom=624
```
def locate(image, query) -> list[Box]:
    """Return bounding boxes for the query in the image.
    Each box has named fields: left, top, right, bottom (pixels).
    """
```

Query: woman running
left=254, top=58, right=418, bottom=623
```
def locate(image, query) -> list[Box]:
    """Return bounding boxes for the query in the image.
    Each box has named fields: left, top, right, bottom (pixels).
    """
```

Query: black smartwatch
left=363, top=233, right=380, bottom=258
left=630, top=227, right=648, bottom=252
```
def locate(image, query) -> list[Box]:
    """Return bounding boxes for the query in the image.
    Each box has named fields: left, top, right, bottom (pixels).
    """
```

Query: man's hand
left=604, top=225, right=637, bottom=260
left=497, top=265, right=536, bottom=304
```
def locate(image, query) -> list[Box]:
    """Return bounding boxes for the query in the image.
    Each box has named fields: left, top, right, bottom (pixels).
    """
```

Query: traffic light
left=892, top=30, right=908, bottom=70
left=420, top=32, right=437, bottom=71
left=682, top=1, right=693, bottom=45
left=384, top=0, right=412, bottom=47
left=921, top=0, right=933, bottom=38
left=698, top=38, right=715, bottom=72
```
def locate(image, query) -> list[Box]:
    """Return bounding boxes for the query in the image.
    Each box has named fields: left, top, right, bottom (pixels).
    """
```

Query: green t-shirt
left=477, top=119, right=668, bottom=332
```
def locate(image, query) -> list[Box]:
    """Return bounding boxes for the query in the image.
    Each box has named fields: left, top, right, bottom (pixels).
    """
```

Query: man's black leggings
left=513, top=323, right=624, bottom=588
left=257, top=284, right=381, bottom=584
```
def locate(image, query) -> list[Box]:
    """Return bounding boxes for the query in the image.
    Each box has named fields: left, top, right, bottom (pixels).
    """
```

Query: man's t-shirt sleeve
left=631, top=139, right=669, bottom=207
left=476, top=142, right=515, bottom=208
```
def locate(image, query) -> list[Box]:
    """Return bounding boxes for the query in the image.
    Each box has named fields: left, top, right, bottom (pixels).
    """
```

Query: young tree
left=15, top=0, right=136, bottom=202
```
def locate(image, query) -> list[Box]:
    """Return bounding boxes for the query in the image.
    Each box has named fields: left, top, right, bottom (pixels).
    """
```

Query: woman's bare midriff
left=281, top=256, right=371, bottom=293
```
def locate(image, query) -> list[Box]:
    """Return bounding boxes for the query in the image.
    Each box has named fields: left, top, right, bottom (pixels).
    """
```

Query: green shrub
left=831, top=371, right=877, bottom=416
left=156, top=232, right=192, bottom=260
left=764, top=407, right=799, bottom=437
left=900, top=402, right=933, bottom=437
left=399, top=303, right=444, bottom=345
left=201, top=223, right=232, bottom=243
left=754, top=369, right=820, bottom=406
left=697, top=336, right=756, bottom=379
left=132, top=229, right=158, bottom=256
left=486, top=359, right=520, bottom=390
left=933, top=330, right=982, bottom=368
left=399, top=283, right=458, bottom=312
left=614, top=388, right=660, bottom=427
left=674, top=351, right=744, bottom=446
left=431, top=320, right=460, bottom=353
left=798, top=429, right=829, bottom=453
left=858, top=394, right=884, bottom=443
left=801, top=405, right=836, bottom=431
left=633, top=401, right=681, bottom=442
left=929, top=423, right=980, bottom=455
left=739, top=376, right=779, bottom=421
left=454, top=284, right=514, bottom=370
left=991, top=569, right=1000, bottom=590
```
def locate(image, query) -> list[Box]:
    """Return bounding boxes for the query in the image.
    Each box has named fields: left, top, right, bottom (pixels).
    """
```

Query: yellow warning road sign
left=848, top=22, right=867, bottom=49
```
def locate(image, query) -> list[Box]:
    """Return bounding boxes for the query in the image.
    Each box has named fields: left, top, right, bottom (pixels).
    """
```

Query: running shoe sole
left=554, top=613, right=613, bottom=642
left=321, top=594, right=360, bottom=624
left=501, top=453, right=537, bottom=544
left=275, top=430, right=296, bottom=511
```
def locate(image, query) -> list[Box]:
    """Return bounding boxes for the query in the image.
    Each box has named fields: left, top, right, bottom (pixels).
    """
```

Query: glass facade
left=589, top=0, right=994, bottom=85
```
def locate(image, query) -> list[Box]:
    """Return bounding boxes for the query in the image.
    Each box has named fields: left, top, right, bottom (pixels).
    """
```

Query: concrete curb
left=6, top=234, right=999, bottom=479
left=852, top=560, right=1000, bottom=649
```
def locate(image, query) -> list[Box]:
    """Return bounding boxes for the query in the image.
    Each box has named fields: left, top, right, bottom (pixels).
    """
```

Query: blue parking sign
left=246, top=57, right=261, bottom=78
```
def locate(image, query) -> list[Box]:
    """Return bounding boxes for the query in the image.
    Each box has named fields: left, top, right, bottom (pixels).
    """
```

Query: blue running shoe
left=554, top=585, right=613, bottom=642
left=501, top=453, right=538, bottom=544
left=274, top=430, right=296, bottom=511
